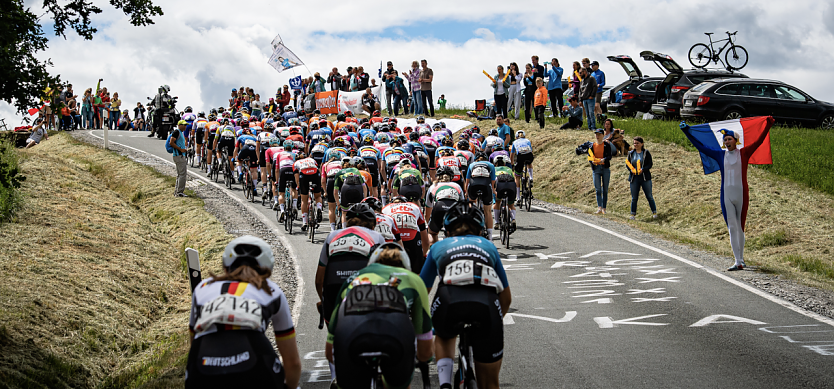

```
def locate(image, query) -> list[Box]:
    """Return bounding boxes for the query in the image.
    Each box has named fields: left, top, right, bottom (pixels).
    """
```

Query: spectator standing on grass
left=591, top=61, right=606, bottom=121
left=626, top=137, right=657, bottom=220
left=531, top=55, right=545, bottom=84
left=81, top=88, right=93, bottom=129
left=358, top=67, right=369, bottom=90
left=492, top=65, right=510, bottom=119
left=102, top=91, right=111, bottom=130
left=328, top=67, right=342, bottom=91
left=420, top=59, right=435, bottom=117
left=169, top=120, right=189, bottom=197
left=386, top=72, right=408, bottom=116
left=437, top=94, right=447, bottom=111
left=507, top=62, right=523, bottom=119
left=570, top=61, right=582, bottom=98
left=579, top=67, right=598, bottom=130
left=403, top=60, right=422, bottom=115
left=312, top=73, right=326, bottom=93
left=589, top=128, right=613, bottom=214
left=560, top=96, right=583, bottom=129
left=384, top=61, right=398, bottom=115
left=523, top=63, right=537, bottom=123
left=547, top=58, right=564, bottom=117
left=110, top=92, right=122, bottom=130
left=93, top=88, right=103, bottom=129
left=533, top=78, right=548, bottom=129
left=251, top=94, right=263, bottom=118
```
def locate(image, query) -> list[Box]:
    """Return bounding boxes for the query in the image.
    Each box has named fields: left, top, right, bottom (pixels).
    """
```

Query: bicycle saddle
left=704, top=32, right=714, bottom=36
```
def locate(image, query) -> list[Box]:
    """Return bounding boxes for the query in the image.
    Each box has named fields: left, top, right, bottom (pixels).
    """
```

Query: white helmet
left=368, top=242, right=411, bottom=271
left=222, top=235, right=274, bottom=270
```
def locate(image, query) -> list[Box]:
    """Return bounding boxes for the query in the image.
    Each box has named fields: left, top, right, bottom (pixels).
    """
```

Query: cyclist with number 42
left=420, top=202, right=511, bottom=389
left=510, top=130, right=534, bottom=202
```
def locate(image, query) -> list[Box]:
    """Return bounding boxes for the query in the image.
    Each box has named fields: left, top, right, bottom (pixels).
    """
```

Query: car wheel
left=820, top=114, right=834, bottom=130
left=724, top=110, right=743, bottom=120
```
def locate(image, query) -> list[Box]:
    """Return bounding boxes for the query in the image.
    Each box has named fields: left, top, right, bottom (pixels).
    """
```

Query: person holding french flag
left=680, top=117, right=774, bottom=271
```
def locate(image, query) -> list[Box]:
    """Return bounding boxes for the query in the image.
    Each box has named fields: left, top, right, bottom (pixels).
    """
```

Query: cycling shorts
left=496, top=181, right=517, bottom=205
left=185, top=330, right=285, bottom=389
left=467, top=182, right=493, bottom=206
left=194, top=129, right=204, bottom=145
left=237, top=146, right=257, bottom=168
left=206, top=133, right=216, bottom=150
left=298, top=173, right=322, bottom=196
left=513, top=153, right=534, bottom=175
left=363, top=159, right=380, bottom=188
left=277, top=167, right=297, bottom=193
left=258, top=148, right=269, bottom=168
left=218, top=138, right=235, bottom=157
left=323, top=253, right=370, bottom=319
left=332, top=309, right=415, bottom=389
left=428, top=199, right=457, bottom=234
left=403, top=239, right=425, bottom=276
left=431, top=285, right=504, bottom=364
left=339, top=183, right=364, bottom=210
left=398, top=184, right=422, bottom=203
left=326, top=177, right=337, bottom=203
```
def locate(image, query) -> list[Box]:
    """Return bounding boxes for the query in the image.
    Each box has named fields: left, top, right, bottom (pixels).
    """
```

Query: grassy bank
left=408, top=111, right=834, bottom=289
left=0, top=133, right=232, bottom=388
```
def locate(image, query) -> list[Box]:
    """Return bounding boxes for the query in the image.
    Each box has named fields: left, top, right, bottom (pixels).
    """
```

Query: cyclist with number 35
left=420, top=202, right=511, bottom=389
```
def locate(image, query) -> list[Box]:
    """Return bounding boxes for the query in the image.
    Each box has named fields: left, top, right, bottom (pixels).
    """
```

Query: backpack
left=165, top=132, right=175, bottom=154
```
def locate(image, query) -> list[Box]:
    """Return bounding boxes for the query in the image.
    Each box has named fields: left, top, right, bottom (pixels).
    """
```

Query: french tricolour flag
left=685, top=116, right=773, bottom=174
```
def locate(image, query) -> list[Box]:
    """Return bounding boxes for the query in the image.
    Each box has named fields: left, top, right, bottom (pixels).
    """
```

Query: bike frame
left=705, top=32, right=736, bottom=60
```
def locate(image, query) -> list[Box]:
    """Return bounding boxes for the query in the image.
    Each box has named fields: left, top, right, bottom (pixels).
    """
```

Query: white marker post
left=185, top=248, right=201, bottom=293
left=103, top=126, right=109, bottom=149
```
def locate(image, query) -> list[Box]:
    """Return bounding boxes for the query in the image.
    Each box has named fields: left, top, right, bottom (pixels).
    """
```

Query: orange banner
left=315, top=91, right=339, bottom=114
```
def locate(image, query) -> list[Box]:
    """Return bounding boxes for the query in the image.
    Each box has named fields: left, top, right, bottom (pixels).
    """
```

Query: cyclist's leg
left=474, top=360, right=503, bottom=389
left=299, top=175, right=310, bottom=224
left=327, top=178, right=338, bottom=230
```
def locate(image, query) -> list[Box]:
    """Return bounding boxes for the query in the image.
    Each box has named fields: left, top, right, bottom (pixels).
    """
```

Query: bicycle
left=186, top=139, right=195, bottom=167
left=521, top=169, right=533, bottom=212
left=472, top=189, right=491, bottom=240
left=220, top=149, right=233, bottom=189
left=454, top=323, right=479, bottom=389
left=305, top=182, right=318, bottom=243
left=240, top=159, right=254, bottom=201
left=199, top=144, right=208, bottom=172
left=283, top=184, right=297, bottom=234
left=210, top=154, right=220, bottom=182
left=261, top=175, right=274, bottom=207
left=688, top=31, right=748, bottom=70
left=498, top=197, right=511, bottom=249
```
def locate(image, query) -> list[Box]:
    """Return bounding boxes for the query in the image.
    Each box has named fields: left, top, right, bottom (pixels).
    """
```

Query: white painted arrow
left=503, top=311, right=577, bottom=325
left=594, top=314, right=670, bottom=328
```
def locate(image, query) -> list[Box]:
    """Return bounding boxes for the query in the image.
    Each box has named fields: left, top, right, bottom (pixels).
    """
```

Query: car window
left=716, top=84, right=739, bottom=95
left=690, top=82, right=713, bottom=93
left=773, top=85, right=807, bottom=101
left=637, top=80, right=660, bottom=92
left=687, top=76, right=708, bottom=85
left=738, top=84, right=775, bottom=98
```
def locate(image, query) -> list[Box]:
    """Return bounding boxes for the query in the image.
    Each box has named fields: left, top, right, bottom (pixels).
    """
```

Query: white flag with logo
left=267, top=38, right=304, bottom=73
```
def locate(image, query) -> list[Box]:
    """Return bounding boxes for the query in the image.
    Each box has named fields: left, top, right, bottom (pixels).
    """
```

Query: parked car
left=565, top=85, right=612, bottom=112
left=640, top=50, right=748, bottom=118
left=680, top=78, right=834, bottom=128
left=606, top=55, right=665, bottom=117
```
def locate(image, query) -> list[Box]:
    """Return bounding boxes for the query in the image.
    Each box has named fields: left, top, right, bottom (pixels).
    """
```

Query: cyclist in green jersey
left=494, top=158, right=518, bottom=232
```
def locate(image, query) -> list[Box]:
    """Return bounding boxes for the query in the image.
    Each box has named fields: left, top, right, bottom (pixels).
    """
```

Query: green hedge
left=0, top=140, right=25, bottom=222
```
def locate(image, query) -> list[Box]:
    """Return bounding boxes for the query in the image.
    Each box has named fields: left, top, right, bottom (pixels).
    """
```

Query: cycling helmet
left=284, top=105, right=294, bottom=112
left=197, top=111, right=206, bottom=117
left=439, top=121, right=447, bottom=128
left=436, top=166, right=454, bottom=179
left=443, top=201, right=486, bottom=233
left=457, top=140, right=469, bottom=150
left=376, top=133, right=390, bottom=143
left=516, top=130, right=526, bottom=138
left=419, top=128, right=431, bottom=137
left=391, top=196, right=410, bottom=204
left=471, top=126, right=481, bottom=133
left=475, top=152, right=488, bottom=161
left=210, top=108, right=218, bottom=115
left=398, top=158, right=412, bottom=168
left=372, top=110, right=381, bottom=117
left=234, top=112, right=243, bottom=119
left=319, top=119, right=329, bottom=127
left=363, top=135, right=374, bottom=145
left=283, top=140, right=294, bottom=150
left=337, top=113, right=346, bottom=122
left=222, top=118, right=230, bottom=124
left=360, top=122, right=370, bottom=129
left=432, top=123, right=442, bottom=129
left=403, top=126, right=413, bottom=134
left=390, top=138, right=401, bottom=146
left=408, top=132, right=419, bottom=141
left=241, top=107, right=249, bottom=113
left=462, top=129, right=473, bottom=138
left=416, top=115, right=425, bottom=124
left=269, top=138, right=280, bottom=146
left=345, top=110, right=354, bottom=117
left=264, top=123, right=275, bottom=131
left=345, top=203, right=376, bottom=223
left=222, top=235, right=274, bottom=271
left=367, top=242, right=411, bottom=271
left=488, top=129, right=498, bottom=136
left=341, top=156, right=354, bottom=167
left=439, top=148, right=454, bottom=157
left=289, top=126, right=300, bottom=135
left=361, top=197, right=383, bottom=212
left=208, top=114, right=217, bottom=121
left=379, top=124, right=390, bottom=132
left=352, top=156, right=365, bottom=167
left=493, top=144, right=504, bottom=151
left=309, top=121, right=319, bottom=130
left=332, top=137, right=346, bottom=148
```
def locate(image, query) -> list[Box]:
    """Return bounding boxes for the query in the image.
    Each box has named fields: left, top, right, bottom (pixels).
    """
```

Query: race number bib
left=392, top=213, right=418, bottom=231
left=194, top=294, right=263, bottom=333
left=516, top=144, right=532, bottom=154
left=312, top=144, right=327, bottom=154
left=361, top=149, right=378, bottom=159
left=328, top=234, right=372, bottom=257
left=375, top=222, right=395, bottom=242
left=436, top=187, right=461, bottom=201
left=385, top=153, right=401, bottom=164
left=344, top=284, right=407, bottom=315
left=442, top=260, right=504, bottom=292
left=457, top=155, right=468, bottom=167
left=326, top=166, right=342, bottom=177
left=471, top=165, right=490, bottom=178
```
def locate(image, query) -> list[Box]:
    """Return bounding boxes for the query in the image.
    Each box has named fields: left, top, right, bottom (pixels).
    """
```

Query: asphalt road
left=90, top=130, right=834, bottom=388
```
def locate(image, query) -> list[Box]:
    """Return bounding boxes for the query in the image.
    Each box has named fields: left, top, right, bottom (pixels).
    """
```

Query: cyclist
left=234, top=128, right=259, bottom=197
left=215, top=124, right=237, bottom=182
left=419, top=128, right=439, bottom=182
left=359, top=140, right=383, bottom=198
left=353, top=157, right=375, bottom=196
left=186, top=236, right=301, bottom=388
left=181, top=106, right=197, bottom=147
left=193, top=112, right=208, bottom=166
left=390, top=158, right=424, bottom=203
left=294, top=151, right=323, bottom=230
left=455, top=140, right=475, bottom=174
left=436, top=147, right=463, bottom=186
left=510, top=130, right=535, bottom=201
left=256, top=125, right=277, bottom=196
left=274, top=140, right=297, bottom=222
left=382, top=196, right=429, bottom=275
left=481, top=129, right=505, bottom=155
left=281, top=105, right=297, bottom=122
left=465, top=153, right=497, bottom=239
left=204, top=118, right=219, bottom=177
left=321, top=155, right=343, bottom=231
left=420, top=202, right=511, bottom=389
left=326, top=243, right=433, bottom=389
left=361, top=197, right=402, bottom=244
left=489, top=144, right=510, bottom=167
left=334, top=157, right=367, bottom=226
left=493, top=157, right=518, bottom=233
left=425, top=166, right=464, bottom=245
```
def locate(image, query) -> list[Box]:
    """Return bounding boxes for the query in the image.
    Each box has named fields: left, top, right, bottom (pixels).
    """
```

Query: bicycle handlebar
left=727, top=31, right=738, bottom=35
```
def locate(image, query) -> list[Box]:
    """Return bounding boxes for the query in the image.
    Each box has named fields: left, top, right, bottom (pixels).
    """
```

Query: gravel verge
left=531, top=198, right=834, bottom=320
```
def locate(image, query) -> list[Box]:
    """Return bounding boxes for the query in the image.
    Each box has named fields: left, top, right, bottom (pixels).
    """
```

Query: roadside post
left=185, top=248, right=202, bottom=293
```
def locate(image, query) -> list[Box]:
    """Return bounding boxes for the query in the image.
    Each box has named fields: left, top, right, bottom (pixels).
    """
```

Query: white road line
left=554, top=212, right=834, bottom=328
left=87, top=131, right=305, bottom=323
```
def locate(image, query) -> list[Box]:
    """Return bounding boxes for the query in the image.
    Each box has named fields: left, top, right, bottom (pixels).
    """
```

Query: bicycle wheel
left=525, top=181, right=532, bottom=212
left=724, top=45, right=748, bottom=70
left=223, top=162, right=231, bottom=188
left=243, top=172, right=251, bottom=200
left=503, top=203, right=511, bottom=249
left=688, top=43, right=712, bottom=68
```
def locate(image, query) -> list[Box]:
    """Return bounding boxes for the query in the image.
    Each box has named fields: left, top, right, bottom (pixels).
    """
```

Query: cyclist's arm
left=419, top=250, right=438, bottom=290
left=498, top=287, right=512, bottom=318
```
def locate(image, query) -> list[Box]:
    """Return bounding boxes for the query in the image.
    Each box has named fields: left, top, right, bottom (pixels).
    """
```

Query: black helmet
left=198, top=111, right=206, bottom=117
left=210, top=108, right=218, bottom=115
left=457, top=140, right=469, bottom=150
left=408, top=132, right=419, bottom=141
left=443, top=201, right=486, bottom=233
left=475, top=152, right=488, bottom=161
left=346, top=203, right=376, bottom=222
left=185, top=106, right=193, bottom=113
left=361, top=197, right=383, bottom=212
left=436, top=166, right=454, bottom=179
left=337, top=113, right=346, bottom=122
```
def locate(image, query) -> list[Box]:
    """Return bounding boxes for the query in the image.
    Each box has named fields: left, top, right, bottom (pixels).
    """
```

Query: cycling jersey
left=490, top=150, right=511, bottom=166
left=454, top=150, right=474, bottom=171
left=436, top=156, right=463, bottom=182
left=306, top=129, right=331, bottom=145
left=275, top=151, right=295, bottom=169
left=383, top=148, right=404, bottom=166
left=481, top=135, right=504, bottom=152
left=318, top=226, right=386, bottom=320
left=467, top=161, right=497, bottom=182
left=511, top=138, right=533, bottom=155
left=434, top=146, right=455, bottom=158
left=391, top=168, right=424, bottom=190
left=495, top=166, right=517, bottom=204
left=381, top=202, right=426, bottom=243
left=374, top=213, right=402, bottom=243
left=425, top=182, right=464, bottom=208
left=293, top=157, right=319, bottom=176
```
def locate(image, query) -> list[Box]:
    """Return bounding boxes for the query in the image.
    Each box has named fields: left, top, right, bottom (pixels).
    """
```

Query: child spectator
left=533, top=78, right=548, bottom=129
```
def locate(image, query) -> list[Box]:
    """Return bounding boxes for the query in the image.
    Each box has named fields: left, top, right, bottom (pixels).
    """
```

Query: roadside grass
left=0, top=140, right=26, bottom=222
left=411, top=111, right=834, bottom=289
left=0, top=133, right=231, bottom=388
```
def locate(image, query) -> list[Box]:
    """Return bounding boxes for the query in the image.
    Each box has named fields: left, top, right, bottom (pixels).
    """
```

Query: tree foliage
left=0, top=0, right=163, bottom=116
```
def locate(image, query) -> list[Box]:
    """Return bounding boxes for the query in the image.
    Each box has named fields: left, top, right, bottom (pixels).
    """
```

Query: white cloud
left=3, top=0, right=834, bottom=124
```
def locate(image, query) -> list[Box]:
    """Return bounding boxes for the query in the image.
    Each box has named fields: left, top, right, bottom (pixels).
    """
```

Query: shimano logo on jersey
left=202, top=351, right=250, bottom=367
left=449, top=252, right=487, bottom=262
left=336, top=270, right=359, bottom=277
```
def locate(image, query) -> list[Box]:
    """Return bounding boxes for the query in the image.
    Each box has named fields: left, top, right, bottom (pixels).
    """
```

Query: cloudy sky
left=3, top=0, right=834, bottom=122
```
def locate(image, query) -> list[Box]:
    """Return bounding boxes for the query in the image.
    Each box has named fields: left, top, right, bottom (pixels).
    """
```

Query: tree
left=0, top=0, right=163, bottom=116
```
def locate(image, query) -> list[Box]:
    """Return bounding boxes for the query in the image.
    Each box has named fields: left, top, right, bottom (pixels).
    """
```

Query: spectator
left=93, top=88, right=104, bottom=129
left=361, top=87, right=381, bottom=114
left=579, top=67, right=598, bottom=130
left=357, top=67, right=369, bottom=90
left=627, top=136, right=657, bottom=220
left=133, top=102, right=146, bottom=131
left=547, top=58, right=564, bottom=117
left=591, top=60, right=606, bottom=121
left=341, top=67, right=352, bottom=92
left=589, top=128, right=613, bottom=214
left=570, top=61, right=582, bottom=98
left=53, top=85, right=65, bottom=130
left=229, top=89, right=238, bottom=112
left=386, top=72, right=408, bottom=116
left=169, top=120, right=189, bottom=197
left=383, top=61, right=398, bottom=115
left=349, top=68, right=360, bottom=91
left=25, top=122, right=48, bottom=148
left=109, top=92, right=122, bottom=130
left=68, top=100, right=81, bottom=130
left=582, top=58, right=592, bottom=76
left=523, top=63, right=536, bottom=123
left=312, top=73, right=326, bottom=93
left=328, top=67, right=342, bottom=91
left=81, top=88, right=93, bottom=129
left=59, top=100, right=71, bottom=130
left=102, top=91, right=112, bottom=130
left=251, top=94, right=263, bottom=118
left=491, top=65, right=510, bottom=119
left=437, top=94, right=447, bottom=111
left=420, top=59, right=435, bottom=117
left=533, top=78, right=548, bottom=129
left=370, top=79, right=378, bottom=88
left=560, top=96, right=583, bottom=129
left=403, top=60, right=422, bottom=115
left=266, top=97, right=278, bottom=115
left=507, top=62, right=523, bottom=119
left=243, top=94, right=252, bottom=112
left=118, top=110, right=130, bottom=131
left=531, top=55, right=545, bottom=84
left=277, top=86, right=292, bottom=110
left=495, top=115, right=513, bottom=145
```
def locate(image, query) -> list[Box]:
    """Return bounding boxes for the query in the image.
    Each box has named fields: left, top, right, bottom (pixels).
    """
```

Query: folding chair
left=474, top=99, right=488, bottom=116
